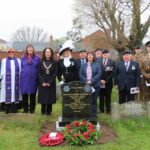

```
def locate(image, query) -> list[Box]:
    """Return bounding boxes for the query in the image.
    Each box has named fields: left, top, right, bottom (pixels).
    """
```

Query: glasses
left=8, top=51, right=15, bottom=54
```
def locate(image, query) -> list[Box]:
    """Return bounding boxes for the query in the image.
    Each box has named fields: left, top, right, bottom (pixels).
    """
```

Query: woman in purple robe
left=20, top=44, right=40, bottom=113
left=0, top=48, right=21, bottom=113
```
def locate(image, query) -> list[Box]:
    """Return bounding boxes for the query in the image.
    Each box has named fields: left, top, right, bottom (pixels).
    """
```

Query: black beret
left=95, top=48, right=102, bottom=52
left=123, top=50, right=132, bottom=55
left=134, top=44, right=141, bottom=49
left=102, top=49, right=109, bottom=54
left=79, top=49, right=86, bottom=53
left=145, top=41, right=150, bottom=47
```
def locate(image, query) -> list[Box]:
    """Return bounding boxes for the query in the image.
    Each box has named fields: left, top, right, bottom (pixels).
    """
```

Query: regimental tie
left=103, top=59, right=107, bottom=66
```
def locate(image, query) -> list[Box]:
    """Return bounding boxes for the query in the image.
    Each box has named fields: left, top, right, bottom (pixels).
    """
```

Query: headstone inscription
left=61, top=81, right=93, bottom=121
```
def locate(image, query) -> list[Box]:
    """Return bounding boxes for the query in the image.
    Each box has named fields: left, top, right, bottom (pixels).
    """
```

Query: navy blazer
left=99, top=58, right=115, bottom=88
left=114, top=60, right=140, bottom=90
left=79, top=62, right=101, bottom=88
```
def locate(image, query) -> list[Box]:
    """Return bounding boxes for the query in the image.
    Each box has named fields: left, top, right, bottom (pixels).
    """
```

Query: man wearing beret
left=95, top=48, right=102, bottom=62
left=98, top=50, right=115, bottom=114
left=114, top=50, right=141, bottom=104
left=132, top=45, right=144, bottom=101
left=141, top=41, right=150, bottom=101
left=76, top=50, right=87, bottom=79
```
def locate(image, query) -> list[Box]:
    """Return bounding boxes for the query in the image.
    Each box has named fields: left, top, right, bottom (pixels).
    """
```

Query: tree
left=74, top=0, right=150, bottom=52
left=66, top=18, right=83, bottom=42
left=12, top=26, right=48, bottom=43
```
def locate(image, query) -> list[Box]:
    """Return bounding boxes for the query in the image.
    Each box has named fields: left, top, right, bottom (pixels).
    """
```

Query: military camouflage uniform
left=132, top=54, right=144, bottom=101
left=141, top=54, right=150, bottom=101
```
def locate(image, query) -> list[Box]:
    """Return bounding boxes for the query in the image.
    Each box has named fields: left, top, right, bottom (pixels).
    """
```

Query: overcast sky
left=0, top=0, right=74, bottom=41
left=0, top=0, right=149, bottom=43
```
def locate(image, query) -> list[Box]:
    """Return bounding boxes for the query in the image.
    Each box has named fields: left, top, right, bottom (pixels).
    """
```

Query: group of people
left=0, top=40, right=150, bottom=118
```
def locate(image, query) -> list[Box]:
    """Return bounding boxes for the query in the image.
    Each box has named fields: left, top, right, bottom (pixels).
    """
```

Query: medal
left=43, top=61, right=52, bottom=75
left=46, top=69, right=50, bottom=75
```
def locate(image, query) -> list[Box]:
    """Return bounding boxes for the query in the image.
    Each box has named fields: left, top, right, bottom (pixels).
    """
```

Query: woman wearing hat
left=0, top=48, right=22, bottom=113
left=57, top=40, right=77, bottom=83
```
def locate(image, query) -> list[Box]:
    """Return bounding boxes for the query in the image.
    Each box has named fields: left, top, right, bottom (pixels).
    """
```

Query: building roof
left=0, top=38, right=7, bottom=44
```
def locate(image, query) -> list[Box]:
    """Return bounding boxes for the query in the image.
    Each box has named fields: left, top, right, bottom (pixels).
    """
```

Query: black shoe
left=30, top=111, right=35, bottom=114
left=106, top=111, right=111, bottom=115
left=46, top=113, right=51, bottom=116
left=23, top=110, right=28, bottom=113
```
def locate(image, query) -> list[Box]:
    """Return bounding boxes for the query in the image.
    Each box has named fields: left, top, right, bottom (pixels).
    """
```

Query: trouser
left=92, top=87, right=100, bottom=117
left=0, top=102, right=5, bottom=112
left=22, top=93, right=36, bottom=113
left=119, top=87, right=135, bottom=104
left=100, top=88, right=112, bottom=113
left=41, top=104, right=52, bottom=115
left=5, top=102, right=17, bottom=114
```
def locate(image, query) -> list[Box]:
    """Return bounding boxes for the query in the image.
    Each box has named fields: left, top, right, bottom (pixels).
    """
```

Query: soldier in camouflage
left=132, top=45, right=144, bottom=101
left=141, top=41, right=150, bottom=102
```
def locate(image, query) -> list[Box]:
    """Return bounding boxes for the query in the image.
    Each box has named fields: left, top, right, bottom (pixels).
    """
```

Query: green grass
left=0, top=90, right=150, bottom=150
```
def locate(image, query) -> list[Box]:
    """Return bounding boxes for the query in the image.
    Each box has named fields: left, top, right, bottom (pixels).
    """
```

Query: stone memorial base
left=56, top=117, right=100, bottom=131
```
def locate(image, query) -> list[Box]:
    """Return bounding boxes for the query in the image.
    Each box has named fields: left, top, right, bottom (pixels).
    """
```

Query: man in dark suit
left=95, top=48, right=102, bottom=60
left=114, top=50, right=141, bottom=104
left=76, top=50, right=87, bottom=79
left=99, top=50, right=115, bottom=114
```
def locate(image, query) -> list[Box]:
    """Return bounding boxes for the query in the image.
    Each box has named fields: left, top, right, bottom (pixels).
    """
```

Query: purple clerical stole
left=5, top=57, right=20, bottom=103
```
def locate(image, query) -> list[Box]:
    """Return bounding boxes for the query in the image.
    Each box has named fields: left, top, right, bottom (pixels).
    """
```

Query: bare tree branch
left=12, top=26, right=48, bottom=43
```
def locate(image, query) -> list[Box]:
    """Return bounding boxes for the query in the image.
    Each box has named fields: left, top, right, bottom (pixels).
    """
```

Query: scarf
left=26, top=54, right=34, bottom=64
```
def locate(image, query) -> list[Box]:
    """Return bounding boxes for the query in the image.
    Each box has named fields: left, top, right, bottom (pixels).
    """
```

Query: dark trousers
left=5, top=102, right=17, bottom=114
left=41, top=104, right=52, bottom=115
left=119, top=87, right=135, bottom=104
left=92, top=87, right=100, bottom=117
left=22, top=93, right=36, bottom=113
left=0, top=102, right=5, bottom=112
left=100, top=88, right=112, bottom=113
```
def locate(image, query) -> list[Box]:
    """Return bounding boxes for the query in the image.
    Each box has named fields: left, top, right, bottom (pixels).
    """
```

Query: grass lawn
left=0, top=89, right=150, bottom=150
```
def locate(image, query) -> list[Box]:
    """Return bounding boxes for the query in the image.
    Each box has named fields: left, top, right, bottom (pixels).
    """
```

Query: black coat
left=99, top=58, right=115, bottom=88
left=57, top=58, right=77, bottom=83
left=38, top=60, right=57, bottom=104
left=114, top=60, right=140, bottom=90
left=76, top=58, right=87, bottom=80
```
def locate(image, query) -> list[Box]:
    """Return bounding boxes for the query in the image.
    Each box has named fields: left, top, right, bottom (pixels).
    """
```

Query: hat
left=95, top=48, right=102, bottom=52
left=123, top=50, right=132, bottom=55
left=102, top=49, right=109, bottom=54
left=59, top=40, right=75, bottom=55
left=79, top=49, right=86, bottom=53
left=134, top=44, right=141, bottom=49
left=145, top=41, right=150, bottom=47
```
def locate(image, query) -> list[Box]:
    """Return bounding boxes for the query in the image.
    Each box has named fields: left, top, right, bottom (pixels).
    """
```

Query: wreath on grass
left=39, top=132, right=64, bottom=146
left=62, top=120, right=100, bottom=145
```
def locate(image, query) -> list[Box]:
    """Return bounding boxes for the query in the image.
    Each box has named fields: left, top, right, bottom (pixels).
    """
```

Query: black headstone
left=61, top=81, right=93, bottom=121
